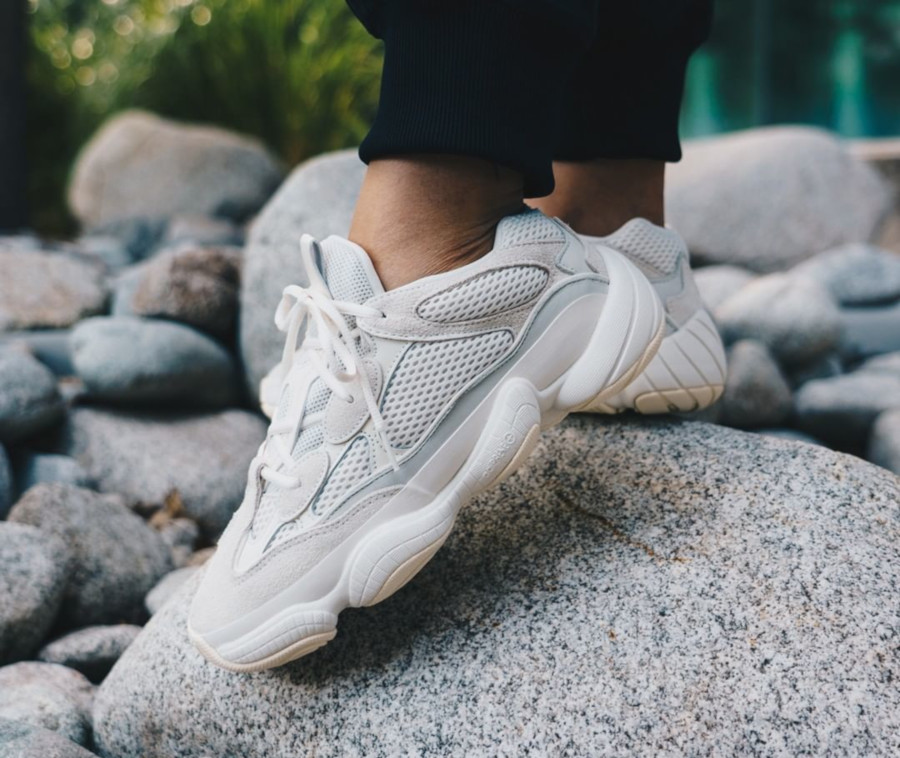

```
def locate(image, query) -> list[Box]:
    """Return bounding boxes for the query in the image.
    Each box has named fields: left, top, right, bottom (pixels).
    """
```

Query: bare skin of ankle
left=349, top=156, right=525, bottom=290
left=528, top=159, right=665, bottom=237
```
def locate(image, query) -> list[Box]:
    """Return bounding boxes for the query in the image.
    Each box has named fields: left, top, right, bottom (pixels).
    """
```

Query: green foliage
left=27, top=0, right=383, bottom=234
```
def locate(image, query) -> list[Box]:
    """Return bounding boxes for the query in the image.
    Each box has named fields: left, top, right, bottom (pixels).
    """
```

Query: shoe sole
left=582, top=309, right=726, bottom=414
left=189, top=250, right=664, bottom=672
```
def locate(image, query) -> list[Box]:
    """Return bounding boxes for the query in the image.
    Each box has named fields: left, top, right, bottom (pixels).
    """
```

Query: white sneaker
left=579, top=219, right=726, bottom=414
left=188, top=210, right=664, bottom=672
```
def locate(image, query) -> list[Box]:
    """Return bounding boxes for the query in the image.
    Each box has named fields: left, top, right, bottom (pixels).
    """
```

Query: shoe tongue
left=314, top=236, right=385, bottom=305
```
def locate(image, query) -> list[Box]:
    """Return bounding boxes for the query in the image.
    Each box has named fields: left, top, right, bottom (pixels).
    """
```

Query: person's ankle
left=528, top=159, right=664, bottom=237
left=349, top=156, right=525, bottom=290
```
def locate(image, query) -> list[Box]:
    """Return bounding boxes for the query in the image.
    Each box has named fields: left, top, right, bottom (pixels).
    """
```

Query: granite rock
left=61, top=407, right=267, bottom=536
left=715, top=273, right=842, bottom=364
left=0, top=349, right=65, bottom=443
left=131, top=245, right=241, bottom=340
left=692, top=264, right=756, bottom=311
left=868, top=409, right=900, bottom=475
left=667, top=127, right=891, bottom=272
left=69, top=110, right=283, bottom=228
left=16, top=453, right=94, bottom=495
left=70, top=316, right=239, bottom=407
left=145, top=567, right=200, bottom=616
left=9, top=484, right=172, bottom=627
left=94, top=417, right=900, bottom=757
left=38, top=625, right=141, bottom=683
left=0, top=523, right=70, bottom=663
left=794, top=370, right=900, bottom=449
left=240, top=149, right=365, bottom=393
left=0, top=718, right=96, bottom=758
left=0, top=663, right=94, bottom=746
left=0, top=447, right=11, bottom=519
left=0, top=249, right=107, bottom=332
left=718, top=340, right=793, bottom=429
left=791, top=242, right=900, bottom=306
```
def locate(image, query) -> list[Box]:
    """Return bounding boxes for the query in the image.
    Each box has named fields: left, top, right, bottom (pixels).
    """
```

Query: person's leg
left=530, top=0, right=714, bottom=236
left=345, top=0, right=593, bottom=289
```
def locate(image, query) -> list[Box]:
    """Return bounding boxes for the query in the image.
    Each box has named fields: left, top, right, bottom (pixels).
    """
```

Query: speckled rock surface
left=69, top=110, right=283, bottom=228
left=0, top=718, right=96, bottom=758
left=95, top=417, right=900, bottom=758
left=0, top=349, right=65, bottom=444
left=0, top=523, right=70, bottom=663
left=0, top=249, right=107, bottom=332
left=240, top=149, right=365, bottom=394
left=715, top=273, right=842, bottom=364
left=869, top=409, right=900, bottom=475
left=667, top=127, right=891, bottom=272
left=132, top=246, right=241, bottom=340
left=9, top=484, right=172, bottom=627
left=791, top=242, right=900, bottom=306
left=145, top=566, right=200, bottom=616
left=718, top=340, right=792, bottom=428
left=38, top=625, right=141, bottom=683
left=15, top=453, right=94, bottom=495
left=692, top=264, right=756, bottom=311
left=0, top=663, right=94, bottom=746
left=61, top=407, right=267, bottom=535
left=794, top=370, right=900, bottom=449
left=70, top=316, right=239, bottom=407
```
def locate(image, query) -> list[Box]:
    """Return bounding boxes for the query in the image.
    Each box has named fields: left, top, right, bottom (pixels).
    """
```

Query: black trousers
left=347, top=0, right=713, bottom=197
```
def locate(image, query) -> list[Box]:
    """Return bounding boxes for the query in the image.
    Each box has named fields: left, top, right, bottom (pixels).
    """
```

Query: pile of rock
left=1, top=116, right=899, bottom=756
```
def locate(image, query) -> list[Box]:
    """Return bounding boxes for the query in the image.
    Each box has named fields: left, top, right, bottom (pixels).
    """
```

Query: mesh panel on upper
left=417, top=266, right=549, bottom=323
left=494, top=211, right=566, bottom=248
left=381, top=331, right=514, bottom=449
left=600, top=220, right=685, bottom=276
left=311, top=435, right=372, bottom=515
left=320, top=247, right=376, bottom=305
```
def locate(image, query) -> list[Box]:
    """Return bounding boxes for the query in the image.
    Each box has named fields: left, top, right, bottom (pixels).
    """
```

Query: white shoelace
left=259, top=235, right=397, bottom=490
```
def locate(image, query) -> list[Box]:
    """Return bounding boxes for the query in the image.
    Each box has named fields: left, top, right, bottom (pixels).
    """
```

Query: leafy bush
left=27, top=0, right=383, bottom=234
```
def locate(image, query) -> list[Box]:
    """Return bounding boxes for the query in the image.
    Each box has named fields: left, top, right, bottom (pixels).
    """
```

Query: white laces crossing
left=259, top=235, right=398, bottom=490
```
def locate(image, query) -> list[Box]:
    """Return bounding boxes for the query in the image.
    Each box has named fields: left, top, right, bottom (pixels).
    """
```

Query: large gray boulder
left=69, top=110, right=283, bottom=228
left=70, top=316, right=239, bottom=408
left=94, top=418, right=900, bottom=757
left=0, top=349, right=65, bottom=444
left=61, top=407, right=267, bottom=536
left=0, top=248, right=107, bottom=332
left=0, top=523, right=70, bottom=663
left=9, top=484, right=172, bottom=627
left=239, top=149, right=365, bottom=394
left=667, top=127, right=891, bottom=272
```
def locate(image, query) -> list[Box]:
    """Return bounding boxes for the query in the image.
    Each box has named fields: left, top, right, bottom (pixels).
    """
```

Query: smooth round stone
left=132, top=245, right=241, bottom=340
left=869, top=409, right=900, bottom=475
left=61, top=407, right=267, bottom=536
left=838, top=301, right=900, bottom=360
left=0, top=718, right=96, bottom=758
left=0, top=349, right=65, bottom=444
left=0, top=523, right=70, bottom=663
left=0, top=329, right=75, bottom=376
left=70, top=316, right=239, bottom=408
left=0, top=249, right=107, bottom=332
left=718, top=340, right=793, bottom=429
left=794, top=371, right=900, bottom=449
left=693, top=264, right=756, bottom=311
left=69, top=110, right=283, bottom=228
left=9, top=484, right=172, bottom=627
left=0, top=663, right=94, bottom=746
left=666, top=127, right=890, bottom=273
left=145, top=567, right=200, bottom=616
left=94, top=418, right=900, bottom=757
left=715, top=274, right=842, bottom=365
left=791, top=243, right=900, bottom=306
left=16, top=453, right=94, bottom=495
left=38, top=625, right=142, bottom=683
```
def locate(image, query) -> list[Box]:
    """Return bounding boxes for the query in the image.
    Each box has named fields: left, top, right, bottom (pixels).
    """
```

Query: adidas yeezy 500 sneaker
left=189, top=210, right=664, bottom=672
left=579, top=219, right=727, bottom=414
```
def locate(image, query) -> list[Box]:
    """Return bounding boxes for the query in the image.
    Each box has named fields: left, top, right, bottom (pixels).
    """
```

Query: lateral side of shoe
left=579, top=219, right=727, bottom=414
left=188, top=210, right=665, bottom=672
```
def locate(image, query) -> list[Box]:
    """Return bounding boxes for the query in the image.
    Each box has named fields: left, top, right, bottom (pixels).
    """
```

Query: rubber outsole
left=189, top=250, right=665, bottom=672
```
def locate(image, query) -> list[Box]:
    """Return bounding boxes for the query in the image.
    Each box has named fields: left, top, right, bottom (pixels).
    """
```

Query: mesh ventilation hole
left=417, top=266, right=548, bottom=323
left=381, top=331, right=514, bottom=449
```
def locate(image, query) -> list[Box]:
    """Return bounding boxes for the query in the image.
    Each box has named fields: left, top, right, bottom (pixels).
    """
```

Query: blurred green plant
left=27, top=0, right=383, bottom=234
